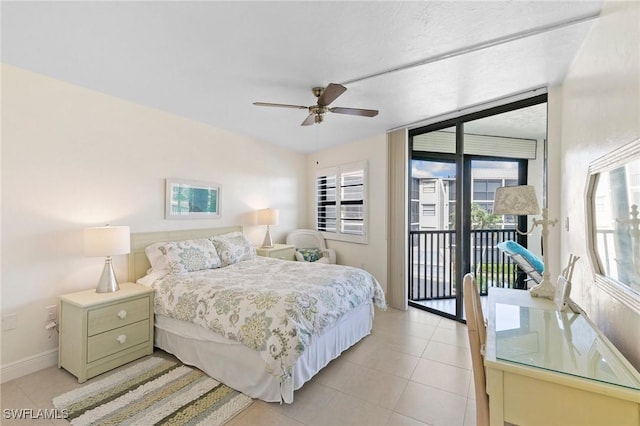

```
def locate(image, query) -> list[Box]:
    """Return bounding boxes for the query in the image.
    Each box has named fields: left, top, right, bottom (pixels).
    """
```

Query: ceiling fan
left=253, top=83, right=379, bottom=126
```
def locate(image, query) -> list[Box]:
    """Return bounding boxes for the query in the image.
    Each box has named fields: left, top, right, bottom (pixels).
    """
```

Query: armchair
left=286, top=229, right=336, bottom=264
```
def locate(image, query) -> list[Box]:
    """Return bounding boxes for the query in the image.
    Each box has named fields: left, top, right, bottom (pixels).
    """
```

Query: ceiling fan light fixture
left=254, top=83, right=378, bottom=126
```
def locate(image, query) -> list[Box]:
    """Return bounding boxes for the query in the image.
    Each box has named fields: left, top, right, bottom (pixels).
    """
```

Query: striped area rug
left=53, top=357, right=252, bottom=426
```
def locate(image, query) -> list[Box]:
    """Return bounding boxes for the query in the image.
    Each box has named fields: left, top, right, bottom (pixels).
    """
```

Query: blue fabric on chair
left=497, top=240, right=544, bottom=273
left=297, top=248, right=323, bottom=262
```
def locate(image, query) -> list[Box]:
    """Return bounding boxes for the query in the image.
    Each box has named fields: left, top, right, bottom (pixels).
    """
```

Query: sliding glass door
left=408, top=95, right=547, bottom=321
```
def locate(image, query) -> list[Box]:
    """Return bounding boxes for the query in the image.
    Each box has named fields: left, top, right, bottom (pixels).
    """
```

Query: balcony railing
left=409, top=229, right=523, bottom=301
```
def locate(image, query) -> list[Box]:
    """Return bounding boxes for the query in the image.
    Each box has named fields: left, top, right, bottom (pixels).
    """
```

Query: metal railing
left=409, top=229, right=522, bottom=301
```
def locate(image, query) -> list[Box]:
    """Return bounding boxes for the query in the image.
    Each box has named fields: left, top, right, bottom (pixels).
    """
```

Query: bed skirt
left=154, top=301, right=374, bottom=403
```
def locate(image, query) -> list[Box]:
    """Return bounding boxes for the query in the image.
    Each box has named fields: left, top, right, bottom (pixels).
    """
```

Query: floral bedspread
left=150, top=257, right=387, bottom=384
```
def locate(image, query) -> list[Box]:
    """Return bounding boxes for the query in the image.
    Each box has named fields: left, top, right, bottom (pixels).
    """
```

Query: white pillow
left=136, top=269, right=168, bottom=287
left=210, top=232, right=256, bottom=266
left=158, top=238, right=222, bottom=274
left=145, top=242, right=170, bottom=272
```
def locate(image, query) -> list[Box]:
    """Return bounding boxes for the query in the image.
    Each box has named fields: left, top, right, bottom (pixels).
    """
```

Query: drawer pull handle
left=117, top=310, right=127, bottom=320
left=116, top=335, right=127, bottom=344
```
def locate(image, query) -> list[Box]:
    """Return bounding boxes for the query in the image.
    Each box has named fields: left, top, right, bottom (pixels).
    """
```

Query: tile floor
left=1, top=307, right=476, bottom=426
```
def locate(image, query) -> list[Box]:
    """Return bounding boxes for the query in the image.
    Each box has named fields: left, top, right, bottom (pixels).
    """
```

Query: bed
left=128, top=226, right=386, bottom=403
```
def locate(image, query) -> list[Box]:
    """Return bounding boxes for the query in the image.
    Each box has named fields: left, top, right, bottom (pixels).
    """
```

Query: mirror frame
left=586, top=138, right=640, bottom=315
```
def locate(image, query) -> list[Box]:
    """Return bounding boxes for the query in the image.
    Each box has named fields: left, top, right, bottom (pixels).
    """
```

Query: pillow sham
left=145, top=242, right=170, bottom=273
left=158, top=238, right=221, bottom=274
left=297, top=248, right=323, bottom=262
left=210, top=232, right=256, bottom=266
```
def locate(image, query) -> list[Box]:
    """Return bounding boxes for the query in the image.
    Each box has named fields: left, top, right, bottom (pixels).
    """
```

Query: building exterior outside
left=411, top=167, right=519, bottom=231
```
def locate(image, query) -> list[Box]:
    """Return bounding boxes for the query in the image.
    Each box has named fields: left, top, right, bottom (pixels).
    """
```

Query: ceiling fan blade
left=253, top=102, right=308, bottom=110
left=329, top=107, right=379, bottom=117
left=317, top=83, right=347, bottom=106
left=301, top=114, right=316, bottom=126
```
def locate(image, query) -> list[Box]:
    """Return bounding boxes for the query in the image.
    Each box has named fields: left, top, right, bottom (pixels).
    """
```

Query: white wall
left=557, top=0, right=640, bottom=367
left=307, top=134, right=388, bottom=294
left=0, top=65, right=307, bottom=372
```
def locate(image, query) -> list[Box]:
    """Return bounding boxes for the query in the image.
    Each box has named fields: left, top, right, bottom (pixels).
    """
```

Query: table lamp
left=84, top=225, right=131, bottom=293
left=257, top=208, right=279, bottom=248
left=493, top=185, right=557, bottom=299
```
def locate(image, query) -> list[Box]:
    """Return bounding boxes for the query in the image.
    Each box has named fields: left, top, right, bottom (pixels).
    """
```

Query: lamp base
left=261, top=227, right=274, bottom=248
left=529, top=279, right=555, bottom=299
left=96, top=257, right=120, bottom=293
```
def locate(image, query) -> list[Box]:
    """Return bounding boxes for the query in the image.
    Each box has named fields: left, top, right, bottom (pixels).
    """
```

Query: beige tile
left=13, top=366, right=80, bottom=408
left=375, top=307, right=440, bottom=328
left=374, top=316, right=437, bottom=341
left=308, top=392, right=392, bottom=426
left=338, top=363, right=408, bottom=409
left=404, top=308, right=443, bottom=327
left=371, top=329, right=429, bottom=357
left=410, top=359, right=471, bottom=397
left=468, top=375, right=476, bottom=400
left=430, top=326, right=470, bottom=349
left=1, top=381, right=32, bottom=409
left=387, top=412, right=432, bottom=426
left=1, top=307, right=478, bottom=426
left=313, top=357, right=357, bottom=391
left=227, top=400, right=303, bottom=426
left=433, top=317, right=466, bottom=331
left=394, top=381, right=467, bottom=426
left=463, top=398, right=477, bottom=426
left=267, top=381, right=337, bottom=424
left=342, top=341, right=420, bottom=379
left=421, top=340, right=472, bottom=370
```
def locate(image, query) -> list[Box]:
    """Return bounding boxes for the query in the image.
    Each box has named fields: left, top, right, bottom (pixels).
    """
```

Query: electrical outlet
left=2, top=314, right=17, bottom=331
left=45, top=305, right=57, bottom=322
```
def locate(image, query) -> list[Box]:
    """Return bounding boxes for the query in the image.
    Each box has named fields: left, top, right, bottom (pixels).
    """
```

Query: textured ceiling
left=1, top=1, right=602, bottom=152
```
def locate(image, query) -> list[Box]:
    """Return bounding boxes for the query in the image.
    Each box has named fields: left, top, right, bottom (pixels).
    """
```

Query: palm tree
left=449, top=203, right=502, bottom=229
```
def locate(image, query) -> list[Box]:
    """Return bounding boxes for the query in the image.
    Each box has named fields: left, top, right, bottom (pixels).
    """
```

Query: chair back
left=286, top=229, right=327, bottom=250
left=464, top=273, right=489, bottom=426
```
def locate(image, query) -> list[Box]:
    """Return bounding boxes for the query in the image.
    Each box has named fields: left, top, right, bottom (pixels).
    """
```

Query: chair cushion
left=297, top=248, right=323, bottom=262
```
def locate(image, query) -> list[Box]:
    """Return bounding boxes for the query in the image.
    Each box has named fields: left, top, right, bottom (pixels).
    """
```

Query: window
left=423, top=181, right=436, bottom=193
left=473, top=179, right=501, bottom=201
left=422, top=204, right=436, bottom=216
left=316, top=161, right=368, bottom=243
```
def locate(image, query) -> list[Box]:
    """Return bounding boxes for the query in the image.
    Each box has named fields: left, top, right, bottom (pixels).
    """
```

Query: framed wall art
left=165, top=178, right=221, bottom=219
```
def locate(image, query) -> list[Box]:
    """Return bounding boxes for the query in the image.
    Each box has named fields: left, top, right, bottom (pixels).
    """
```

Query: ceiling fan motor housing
left=253, top=83, right=378, bottom=126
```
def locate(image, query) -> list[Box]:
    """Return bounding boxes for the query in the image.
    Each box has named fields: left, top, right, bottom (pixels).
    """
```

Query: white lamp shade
left=256, top=208, right=279, bottom=226
left=84, top=226, right=131, bottom=257
left=493, top=185, right=540, bottom=216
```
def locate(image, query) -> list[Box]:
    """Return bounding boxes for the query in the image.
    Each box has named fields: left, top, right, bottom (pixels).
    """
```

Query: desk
left=485, top=288, right=640, bottom=425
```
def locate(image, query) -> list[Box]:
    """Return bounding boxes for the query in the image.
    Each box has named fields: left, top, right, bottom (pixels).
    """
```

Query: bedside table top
left=59, top=282, right=154, bottom=308
left=256, top=244, right=294, bottom=251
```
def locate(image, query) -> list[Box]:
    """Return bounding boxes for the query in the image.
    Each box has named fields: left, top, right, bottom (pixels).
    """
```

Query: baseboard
left=1, top=349, right=58, bottom=383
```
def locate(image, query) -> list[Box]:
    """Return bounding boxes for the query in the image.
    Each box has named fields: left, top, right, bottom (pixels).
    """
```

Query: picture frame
left=165, top=178, right=221, bottom=220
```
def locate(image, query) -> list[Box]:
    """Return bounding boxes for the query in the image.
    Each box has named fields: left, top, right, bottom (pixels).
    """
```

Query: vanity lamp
left=84, top=225, right=131, bottom=293
left=493, top=185, right=558, bottom=299
left=257, top=208, right=279, bottom=248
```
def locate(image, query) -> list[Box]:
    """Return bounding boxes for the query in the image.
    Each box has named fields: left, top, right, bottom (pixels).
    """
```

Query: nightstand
left=256, top=244, right=296, bottom=261
left=58, top=282, right=154, bottom=383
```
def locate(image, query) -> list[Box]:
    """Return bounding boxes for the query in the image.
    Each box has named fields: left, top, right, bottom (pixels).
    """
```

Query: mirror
left=587, top=139, right=640, bottom=311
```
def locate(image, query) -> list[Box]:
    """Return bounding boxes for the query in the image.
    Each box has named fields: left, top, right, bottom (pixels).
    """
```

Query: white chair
left=464, top=273, right=489, bottom=426
left=285, top=229, right=336, bottom=264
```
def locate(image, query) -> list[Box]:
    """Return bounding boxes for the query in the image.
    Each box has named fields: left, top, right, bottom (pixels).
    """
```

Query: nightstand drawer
left=256, top=244, right=296, bottom=261
left=87, top=319, right=150, bottom=363
left=271, top=247, right=295, bottom=260
left=88, top=297, right=150, bottom=336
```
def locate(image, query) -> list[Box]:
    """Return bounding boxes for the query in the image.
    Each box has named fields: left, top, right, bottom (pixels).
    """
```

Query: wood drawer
left=271, top=247, right=295, bottom=260
left=87, top=296, right=150, bottom=336
left=87, top=319, right=150, bottom=363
